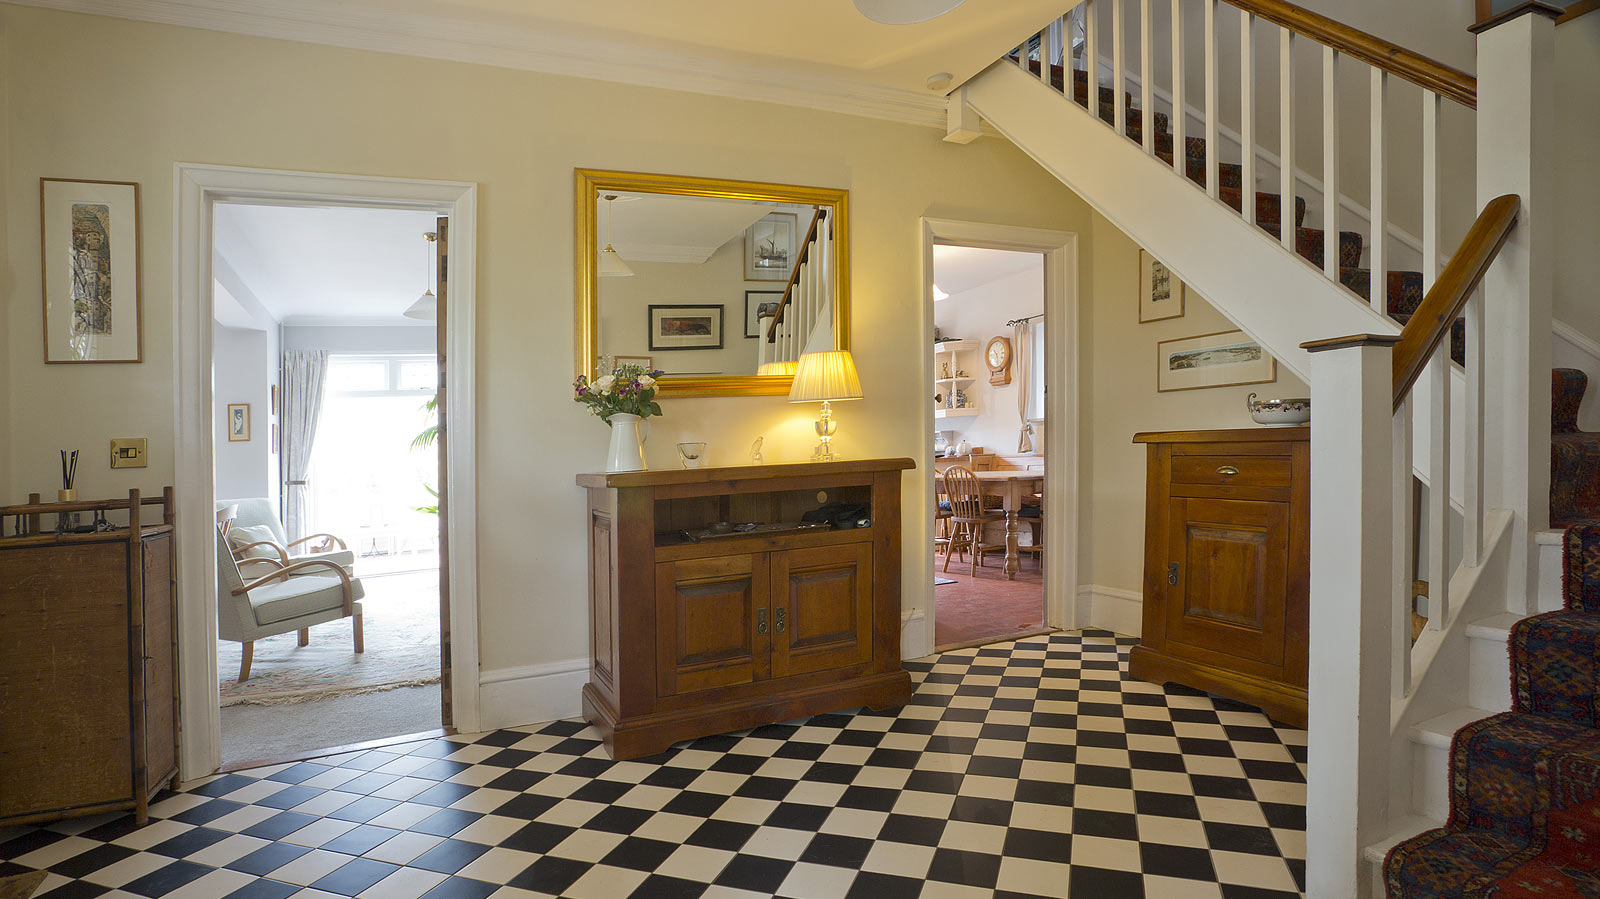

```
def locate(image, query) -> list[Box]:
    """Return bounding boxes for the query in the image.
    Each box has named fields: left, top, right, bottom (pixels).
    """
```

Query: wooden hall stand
left=0, top=489, right=178, bottom=827
left=1129, top=429, right=1309, bottom=728
left=578, top=459, right=915, bottom=760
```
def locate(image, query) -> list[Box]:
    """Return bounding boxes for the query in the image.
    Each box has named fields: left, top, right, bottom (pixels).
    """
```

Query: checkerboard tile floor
left=0, top=631, right=1307, bottom=898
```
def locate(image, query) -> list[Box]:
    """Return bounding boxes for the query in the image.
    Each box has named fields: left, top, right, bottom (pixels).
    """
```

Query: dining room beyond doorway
left=930, top=244, right=1048, bottom=650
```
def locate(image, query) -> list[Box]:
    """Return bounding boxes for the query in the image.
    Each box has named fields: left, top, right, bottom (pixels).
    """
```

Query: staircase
left=757, top=209, right=834, bottom=371
left=953, top=1, right=1564, bottom=895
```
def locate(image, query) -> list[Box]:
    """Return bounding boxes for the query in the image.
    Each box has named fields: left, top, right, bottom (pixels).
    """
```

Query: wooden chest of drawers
left=577, top=459, right=915, bottom=760
left=1129, top=429, right=1309, bottom=727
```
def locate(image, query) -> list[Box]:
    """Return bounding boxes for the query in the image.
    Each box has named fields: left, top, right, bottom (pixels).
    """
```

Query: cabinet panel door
left=142, top=535, right=177, bottom=789
left=1165, top=497, right=1288, bottom=666
left=656, top=554, right=769, bottom=697
left=771, top=543, right=872, bottom=679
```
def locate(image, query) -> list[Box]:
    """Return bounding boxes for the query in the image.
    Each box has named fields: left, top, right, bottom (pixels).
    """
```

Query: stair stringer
left=963, top=60, right=1399, bottom=381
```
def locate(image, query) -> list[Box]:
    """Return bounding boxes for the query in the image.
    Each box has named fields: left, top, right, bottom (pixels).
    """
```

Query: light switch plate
left=110, top=438, right=148, bottom=469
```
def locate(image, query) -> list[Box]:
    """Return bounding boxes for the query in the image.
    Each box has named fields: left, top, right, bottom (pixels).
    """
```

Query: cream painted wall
left=932, top=265, right=1045, bottom=454
left=1554, top=16, right=1600, bottom=340
left=212, top=324, right=272, bottom=502
left=0, top=6, right=1099, bottom=685
left=1085, top=211, right=1310, bottom=593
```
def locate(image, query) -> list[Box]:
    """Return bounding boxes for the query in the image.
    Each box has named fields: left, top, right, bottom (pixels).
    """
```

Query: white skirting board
left=1075, top=585, right=1143, bottom=638
left=901, top=609, right=930, bottom=661
left=477, top=658, right=589, bottom=732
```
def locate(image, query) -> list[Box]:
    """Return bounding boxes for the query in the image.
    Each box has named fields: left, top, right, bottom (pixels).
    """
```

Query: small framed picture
left=648, top=305, right=724, bottom=351
left=271, top=384, right=279, bottom=417
left=1138, top=249, right=1185, bottom=323
left=614, top=354, right=653, bottom=370
left=745, top=212, right=797, bottom=281
left=40, top=178, right=144, bottom=363
left=1156, top=329, right=1276, bottom=392
left=227, top=403, right=251, bottom=442
left=744, top=290, right=784, bottom=339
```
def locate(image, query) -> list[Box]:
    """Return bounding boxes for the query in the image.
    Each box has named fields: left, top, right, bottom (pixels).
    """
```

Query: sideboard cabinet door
left=770, top=543, right=873, bottom=679
left=655, top=553, right=771, bottom=697
left=1164, top=496, right=1290, bottom=667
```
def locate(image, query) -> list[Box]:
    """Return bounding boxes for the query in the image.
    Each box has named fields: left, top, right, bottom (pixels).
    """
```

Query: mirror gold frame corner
left=574, top=168, right=850, bottom=398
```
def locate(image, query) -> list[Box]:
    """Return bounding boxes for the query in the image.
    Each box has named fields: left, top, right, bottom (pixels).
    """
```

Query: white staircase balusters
left=1370, top=69, right=1390, bottom=316
left=1085, top=0, right=1099, bottom=121
left=1427, top=344, right=1452, bottom=629
left=1279, top=27, right=1296, bottom=253
left=1140, top=0, right=1154, bottom=155
left=1391, top=395, right=1415, bottom=698
left=1113, top=0, right=1127, bottom=139
left=1463, top=288, right=1486, bottom=566
left=1170, top=0, right=1184, bottom=178
left=1204, top=0, right=1219, bottom=197
left=1323, top=47, right=1341, bottom=279
left=1239, top=10, right=1256, bottom=225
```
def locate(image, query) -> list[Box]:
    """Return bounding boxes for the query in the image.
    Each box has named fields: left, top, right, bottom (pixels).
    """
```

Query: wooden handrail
left=1558, top=0, right=1600, bottom=23
left=1390, top=194, right=1520, bottom=408
left=1223, top=0, right=1477, bottom=108
left=765, top=208, right=826, bottom=343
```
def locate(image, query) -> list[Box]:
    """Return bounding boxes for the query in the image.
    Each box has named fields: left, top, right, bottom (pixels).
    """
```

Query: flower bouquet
left=575, top=360, right=666, bottom=472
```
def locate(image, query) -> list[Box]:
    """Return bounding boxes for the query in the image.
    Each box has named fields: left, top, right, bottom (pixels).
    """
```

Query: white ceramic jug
left=606, top=413, right=647, bottom=472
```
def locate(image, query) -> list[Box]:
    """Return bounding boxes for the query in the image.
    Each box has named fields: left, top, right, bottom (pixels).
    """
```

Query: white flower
left=637, top=375, right=655, bottom=388
left=594, top=375, right=616, bottom=392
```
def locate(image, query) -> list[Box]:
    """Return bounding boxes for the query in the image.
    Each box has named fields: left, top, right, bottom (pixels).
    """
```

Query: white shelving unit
left=933, top=340, right=979, bottom=423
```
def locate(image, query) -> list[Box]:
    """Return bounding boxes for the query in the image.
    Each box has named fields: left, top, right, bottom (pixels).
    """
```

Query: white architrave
left=174, top=164, right=480, bottom=780
left=918, top=219, right=1080, bottom=653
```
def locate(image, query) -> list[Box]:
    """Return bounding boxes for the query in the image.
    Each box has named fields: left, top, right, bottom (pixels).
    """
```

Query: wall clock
left=985, top=336, right=1012, bottom=386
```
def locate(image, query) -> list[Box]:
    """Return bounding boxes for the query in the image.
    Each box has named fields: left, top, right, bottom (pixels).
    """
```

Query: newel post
left=1301, top=334, right=1400, bottom=898
left=1473, top=2, right=1558, bottom=613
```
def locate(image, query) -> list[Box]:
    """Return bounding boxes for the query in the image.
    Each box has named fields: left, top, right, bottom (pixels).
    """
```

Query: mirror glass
left=576, top=170, right=849, bottom=397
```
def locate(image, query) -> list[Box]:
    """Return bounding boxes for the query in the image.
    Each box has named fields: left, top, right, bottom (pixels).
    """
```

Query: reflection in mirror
left=576, top=171, right=849, bottom=397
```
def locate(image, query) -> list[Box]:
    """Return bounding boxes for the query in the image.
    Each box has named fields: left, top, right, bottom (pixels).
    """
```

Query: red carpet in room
left=933, top=558, right=1045, bottom=650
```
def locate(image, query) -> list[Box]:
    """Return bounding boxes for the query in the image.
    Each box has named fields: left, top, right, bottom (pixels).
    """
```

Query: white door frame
left=174, top=164, right=480, bottom=780
left=918, top=218, right=1081, bottom=653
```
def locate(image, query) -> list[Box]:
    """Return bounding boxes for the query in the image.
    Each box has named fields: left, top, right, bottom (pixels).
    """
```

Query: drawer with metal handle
left=1169, top=454, right=1292, bottom=488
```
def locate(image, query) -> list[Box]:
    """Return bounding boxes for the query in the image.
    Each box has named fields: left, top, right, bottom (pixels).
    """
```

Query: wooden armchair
left=216, top=526, right=364, bottom=681
left=217, top=497, right=354, bottom=575
left=941, top=465, right=1006, bottom=576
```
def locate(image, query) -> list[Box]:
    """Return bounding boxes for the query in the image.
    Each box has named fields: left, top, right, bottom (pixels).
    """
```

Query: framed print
left=1156, top=329, right=1276, bottom=392
left=648, top=305, right=724, bottom=351
left=745, top=212, right=797, bottom=281
left=40, top=178, right=143, bottom=363
left=227, top=403, right=251, bottom=442
left=744, top=289, right=784, bottom=338
left=1138, top=249, right=1185, bottom=323
left=614, top=354, right=653, bottom=369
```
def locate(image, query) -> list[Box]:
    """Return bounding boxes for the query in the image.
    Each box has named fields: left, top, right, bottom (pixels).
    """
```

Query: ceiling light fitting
left=599, top=194, right=635, bottom=278
left=852, top=0, right=966, bottom=25
left=403, top=230, right=438, bottom=321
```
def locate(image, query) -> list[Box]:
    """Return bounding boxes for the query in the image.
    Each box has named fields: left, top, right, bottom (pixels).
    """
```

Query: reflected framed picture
left=227, top=403, right=251, bottom=442
left=1156, top=329, right=1276, bottom=392
left=1138, top=249, right=1185, bottom=323
left=744, top=289, right=784, bottom=339
left=745, top=212, right=797, bottom=281
left=648, top=305, right=724, bottom=351
left=40, top=178, right=143, bottom=363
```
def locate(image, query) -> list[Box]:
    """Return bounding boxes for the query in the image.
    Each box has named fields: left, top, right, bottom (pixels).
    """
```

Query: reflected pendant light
left=852, top=0, right=965, bottom=25
left=403, top=231, right=439, bottom=321
left=599, top=194, right=635, bottom=278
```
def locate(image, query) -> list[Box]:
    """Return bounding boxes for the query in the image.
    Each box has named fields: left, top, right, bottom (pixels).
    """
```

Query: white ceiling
left=14, top=0, right=1066, bottom=126
left=932, top=244, right=1042, bottom=299
left=604, top=194, right=780, bottom=264
left=213, top=203, right=442, bottom=326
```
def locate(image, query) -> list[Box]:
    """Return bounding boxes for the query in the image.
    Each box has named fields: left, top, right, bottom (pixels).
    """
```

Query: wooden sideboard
left=0, top=490, right=178, bottom=826
left=1129, top=429, right=1309, bottom=727
left=577, top=459, right=915, bottom=760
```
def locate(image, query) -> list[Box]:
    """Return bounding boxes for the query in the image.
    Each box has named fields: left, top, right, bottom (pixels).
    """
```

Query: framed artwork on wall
left=1156, top=329, right=1276, bottom=392
left=745, top=212, right=797, bottom=281
left=227, top=404, right=252, bottom=442
left=1138, top=248, right=1185, bottom=323
left=40, top=178, right=143, bottom=363
left=744, top=290, right=784, bottom=338
left=648, top=305, right=724, bottom=351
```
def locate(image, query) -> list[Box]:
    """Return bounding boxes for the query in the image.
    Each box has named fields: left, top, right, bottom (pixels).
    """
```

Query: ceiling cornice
left=9, top=0, right=951, bottom=129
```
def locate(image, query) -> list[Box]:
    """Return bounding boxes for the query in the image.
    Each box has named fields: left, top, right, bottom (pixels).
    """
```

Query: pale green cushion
left=248, top=575, right=365, bottom=625
left=228, top=524, right=281, bottom=559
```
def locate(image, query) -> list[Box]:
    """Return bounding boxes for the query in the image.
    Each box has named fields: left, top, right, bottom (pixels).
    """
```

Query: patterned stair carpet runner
left=1553, top=368, right=1600, bottom=528
left=1384, top=525, right=1600, bottom=897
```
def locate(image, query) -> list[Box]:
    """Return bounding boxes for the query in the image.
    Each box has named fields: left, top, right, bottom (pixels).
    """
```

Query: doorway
left=919, top=219, right=1079, bottom=657
left=175, top=165, right=479, bottom=780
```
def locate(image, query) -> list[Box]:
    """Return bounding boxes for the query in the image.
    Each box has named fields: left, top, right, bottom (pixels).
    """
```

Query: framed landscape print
left=40, top=178, right=143, bottom=363
left=745, top=212, right=797, bottom=281
left=744, top=289, right=784, bottom=338
left=1156, top=329, right=1276, bottom=392
left=648, top=305, right=724, bottom=351
left=1138, top=249, right=1184, bottom=323
left=227, top=404, right=251, bottom=442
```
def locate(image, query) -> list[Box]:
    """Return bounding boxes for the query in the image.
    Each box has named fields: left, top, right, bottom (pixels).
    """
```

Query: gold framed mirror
left=575, top=169, right=850, bottom=398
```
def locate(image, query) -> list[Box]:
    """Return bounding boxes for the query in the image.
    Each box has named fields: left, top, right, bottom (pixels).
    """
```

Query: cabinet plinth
left=1129, top=429, right=1309, bottom=728
left=579, top=459, right=915, bottom=760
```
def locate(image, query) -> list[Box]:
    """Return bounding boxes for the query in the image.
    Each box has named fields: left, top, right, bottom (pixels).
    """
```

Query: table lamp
left=787, top=350, right=863, bottom=461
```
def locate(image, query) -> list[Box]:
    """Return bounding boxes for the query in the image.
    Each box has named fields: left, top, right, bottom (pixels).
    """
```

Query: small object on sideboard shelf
left=750, top=436, right=764, bottom=465
left=1246, top=392, right=1311, bottom=427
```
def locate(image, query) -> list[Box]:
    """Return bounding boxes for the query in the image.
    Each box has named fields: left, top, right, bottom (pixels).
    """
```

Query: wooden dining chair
left=941, top=465, right=1006, bottom=576
left=934, top=474, right=954, bottom=557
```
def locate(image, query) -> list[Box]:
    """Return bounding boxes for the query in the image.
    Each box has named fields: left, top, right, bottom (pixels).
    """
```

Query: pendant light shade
left=599, top=194, right=635, bottom=278
left=404, top=231, right=439, bottom=320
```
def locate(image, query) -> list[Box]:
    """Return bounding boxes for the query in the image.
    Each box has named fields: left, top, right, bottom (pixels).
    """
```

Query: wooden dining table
left=972, top=468, right=1045, bottom=580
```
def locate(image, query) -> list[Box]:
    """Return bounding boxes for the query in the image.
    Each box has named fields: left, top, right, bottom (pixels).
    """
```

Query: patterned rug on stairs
left=1384, top=525, right=1600, bottom=897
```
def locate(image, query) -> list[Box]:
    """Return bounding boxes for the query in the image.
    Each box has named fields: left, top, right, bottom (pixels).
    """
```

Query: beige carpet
left=218, top=569, right=441, bottom=706
left=221, top=683, right=441, bottom=765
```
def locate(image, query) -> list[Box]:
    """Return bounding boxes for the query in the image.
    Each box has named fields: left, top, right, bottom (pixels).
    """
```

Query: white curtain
left=282, top=350, right=328, bottom=541
left=1014, top=319, right=1035, bottom=453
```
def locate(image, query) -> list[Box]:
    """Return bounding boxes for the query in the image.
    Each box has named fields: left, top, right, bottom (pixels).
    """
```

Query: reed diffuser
left=58, top=449, right=79, bottom=533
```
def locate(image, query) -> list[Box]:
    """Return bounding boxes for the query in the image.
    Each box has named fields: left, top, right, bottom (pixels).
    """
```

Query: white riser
left=1363, top=814, right=1443, bottom=897
left=1409, top=707, right=1494, bottom=819
left=1465, top=614, right=1518, bottom=712
left=1537, top=528, right=1564, bottom=612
